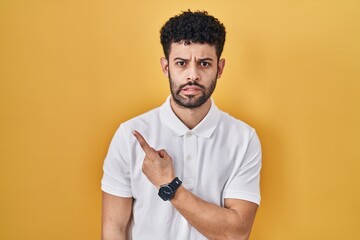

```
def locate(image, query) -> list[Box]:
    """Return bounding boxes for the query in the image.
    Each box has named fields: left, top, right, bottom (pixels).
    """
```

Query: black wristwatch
left=158, top=177, right=182, bottom=201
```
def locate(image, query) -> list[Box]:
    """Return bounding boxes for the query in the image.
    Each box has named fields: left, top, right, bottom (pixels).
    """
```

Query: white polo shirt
left=101, top=96, right=262, bottom=240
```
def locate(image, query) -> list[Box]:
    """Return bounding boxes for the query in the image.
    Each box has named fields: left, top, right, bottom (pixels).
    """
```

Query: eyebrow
left=173, top=57, right=214, bottom=62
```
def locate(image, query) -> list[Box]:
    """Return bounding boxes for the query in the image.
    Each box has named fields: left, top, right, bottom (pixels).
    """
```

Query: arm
left=101, top=192, right=133, bottom=240
left=171, top=186, right=258, bottom=240
left=133, top=130, right=259, bottom=240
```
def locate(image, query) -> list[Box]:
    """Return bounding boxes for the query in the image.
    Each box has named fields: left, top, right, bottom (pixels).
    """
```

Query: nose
left=186, top=64, right=200, bottom=81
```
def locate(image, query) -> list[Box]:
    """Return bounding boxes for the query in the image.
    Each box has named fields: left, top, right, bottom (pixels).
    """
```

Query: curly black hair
left=160, top=10, right=226, bottom=59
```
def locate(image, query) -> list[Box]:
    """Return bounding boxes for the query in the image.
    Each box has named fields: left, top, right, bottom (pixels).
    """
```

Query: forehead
left=169, top=42, right=217, bottom=60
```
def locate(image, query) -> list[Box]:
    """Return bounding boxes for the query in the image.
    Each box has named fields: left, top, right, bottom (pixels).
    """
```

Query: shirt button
left=186, top=131, right=193, bottom=137
left=186, top=155, right=192, bottom=161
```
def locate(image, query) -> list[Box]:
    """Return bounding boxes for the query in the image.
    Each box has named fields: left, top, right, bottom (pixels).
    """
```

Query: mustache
left=178, top=81, right=206, bottom=91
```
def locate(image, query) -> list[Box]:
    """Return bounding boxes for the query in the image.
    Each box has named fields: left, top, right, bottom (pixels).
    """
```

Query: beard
left=169, top=71, right=217, bottom=109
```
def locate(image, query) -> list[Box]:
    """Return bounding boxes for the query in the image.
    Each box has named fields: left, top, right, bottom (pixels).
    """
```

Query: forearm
left=171, top=186, right=254, bottom=240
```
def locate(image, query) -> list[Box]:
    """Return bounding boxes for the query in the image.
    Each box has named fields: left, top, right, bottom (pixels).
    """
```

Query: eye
left=176, top=61, right=186, bottom=67
left=200, top=61, right=210, bottom=67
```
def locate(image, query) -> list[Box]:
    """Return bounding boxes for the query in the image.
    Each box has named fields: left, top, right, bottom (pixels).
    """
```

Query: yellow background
left=1, top=0, right=359, bottom=239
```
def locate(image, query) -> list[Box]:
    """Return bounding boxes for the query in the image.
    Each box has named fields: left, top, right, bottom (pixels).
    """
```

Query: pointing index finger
left=133, top=130, right=153, bottom=154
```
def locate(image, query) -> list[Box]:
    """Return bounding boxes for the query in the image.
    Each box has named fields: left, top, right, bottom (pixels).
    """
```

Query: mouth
left=177, top=82, right=205, bottom=95
left=181, top=86, right=202, bottom=95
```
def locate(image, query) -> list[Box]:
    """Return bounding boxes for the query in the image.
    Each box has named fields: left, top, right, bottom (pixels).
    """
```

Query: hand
left=133, top=130, right=175, bottom=188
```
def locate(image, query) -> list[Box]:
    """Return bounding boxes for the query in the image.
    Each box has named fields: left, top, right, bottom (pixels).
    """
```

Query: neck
left=170, top=97, right=212, bottom=130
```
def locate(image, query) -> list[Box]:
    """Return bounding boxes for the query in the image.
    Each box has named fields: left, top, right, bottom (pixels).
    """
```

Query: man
left=101, top=10, right=262, bottom=240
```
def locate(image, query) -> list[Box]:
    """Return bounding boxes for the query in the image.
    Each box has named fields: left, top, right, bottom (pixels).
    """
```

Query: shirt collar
left=159, top=96, right=220, bottom=138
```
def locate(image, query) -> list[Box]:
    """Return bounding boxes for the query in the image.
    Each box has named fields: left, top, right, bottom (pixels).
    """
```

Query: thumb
left=157, top=149, right=167, bottom=158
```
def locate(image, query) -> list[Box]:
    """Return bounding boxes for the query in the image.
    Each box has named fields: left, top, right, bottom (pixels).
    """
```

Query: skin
left=102, top=42, right=258, bottom=240
left=102, top=193, right=132, bottom=240
left=161, top=42, right=225, bottom=129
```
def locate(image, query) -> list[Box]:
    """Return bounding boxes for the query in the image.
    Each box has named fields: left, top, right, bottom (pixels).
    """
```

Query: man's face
left=161, top=42, right=225, bottom=109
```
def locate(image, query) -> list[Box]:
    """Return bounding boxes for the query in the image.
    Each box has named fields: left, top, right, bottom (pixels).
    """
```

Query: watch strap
left=169, top=177, right=182, bottom=192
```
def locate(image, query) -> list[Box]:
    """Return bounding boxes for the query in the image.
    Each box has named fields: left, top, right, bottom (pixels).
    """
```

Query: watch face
left=158, top=185, right=174, bottom=201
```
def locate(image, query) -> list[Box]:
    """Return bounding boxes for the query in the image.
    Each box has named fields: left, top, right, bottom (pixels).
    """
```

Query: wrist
left=170, top=185, right=185, bottom=204
left=157, top=175, right=176, bottom=189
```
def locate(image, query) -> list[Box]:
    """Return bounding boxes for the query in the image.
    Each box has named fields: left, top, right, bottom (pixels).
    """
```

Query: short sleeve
left=101, top=125, right=133, bottom=197
left=223, top=131, right=262, bottom=205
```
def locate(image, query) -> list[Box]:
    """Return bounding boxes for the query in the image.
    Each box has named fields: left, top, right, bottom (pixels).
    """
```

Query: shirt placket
left=183, top=131, right=197, bottom=190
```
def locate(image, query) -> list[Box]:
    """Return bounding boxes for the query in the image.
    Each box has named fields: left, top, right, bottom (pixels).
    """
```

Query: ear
left=217, top=58, right=226, bottom=79
left=160, top=57, right=169, bottom=77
